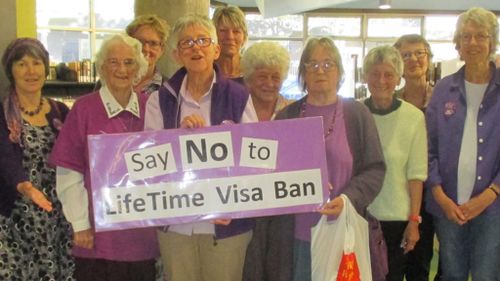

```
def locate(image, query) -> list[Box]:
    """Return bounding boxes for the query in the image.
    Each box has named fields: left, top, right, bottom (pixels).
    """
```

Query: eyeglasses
left=401, top=50, right=427, bottom=61
left=105, top=58, right=137, bottom=69
left=177, top=38, right=214, bottom=49
left=304, top=60, right=337, bottom=72
left=460, top=33, right=491, bottom=43
left=138, top=39, right=163, bottom=49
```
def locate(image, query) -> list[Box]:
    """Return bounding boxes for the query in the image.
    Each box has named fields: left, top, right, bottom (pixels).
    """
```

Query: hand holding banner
left=88, top=117, right=329, bottom=232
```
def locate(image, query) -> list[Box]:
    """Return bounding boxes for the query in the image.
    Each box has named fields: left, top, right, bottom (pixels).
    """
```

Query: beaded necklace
left=19, top=98, right=44, bottom=116
left=300, top=101, right=337, bottom=137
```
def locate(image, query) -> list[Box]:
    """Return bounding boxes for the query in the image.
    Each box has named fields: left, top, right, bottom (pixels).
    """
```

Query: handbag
left=311, top=194, right=372, bottom=281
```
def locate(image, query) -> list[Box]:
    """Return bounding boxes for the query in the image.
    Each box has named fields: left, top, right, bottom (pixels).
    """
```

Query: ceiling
left=216, top=0, right=500, bottom=14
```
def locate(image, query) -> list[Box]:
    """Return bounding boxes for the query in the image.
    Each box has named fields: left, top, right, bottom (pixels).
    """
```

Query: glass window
left=94, top=0, right=134, bottom=29
left=430, top=42, right=458, bottom=62
left=38, top=30, right=91, bottom=62
left=246, top=14, right=303, bottom=38
left=36, top=0, right=134, bottom=64
left=37, top=0, right=89, bottom=28
left=334, top=40, right=363, bottom=98
left=308, top=17, right=361, bottom=37
left=367, top=17, right=421, bottom=38
left=425, top=16, right=458, bottom=40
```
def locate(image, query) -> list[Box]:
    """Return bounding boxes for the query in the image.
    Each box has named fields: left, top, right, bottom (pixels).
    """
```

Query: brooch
left=444, top=102, right=456, bottom=116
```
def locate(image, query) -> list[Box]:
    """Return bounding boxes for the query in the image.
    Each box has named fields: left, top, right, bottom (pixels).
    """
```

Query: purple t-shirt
left=295, top=99, right=353, bottom=241
left=49, top=91, right=159, bottom=261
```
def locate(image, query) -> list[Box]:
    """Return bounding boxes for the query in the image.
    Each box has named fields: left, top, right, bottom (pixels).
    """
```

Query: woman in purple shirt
left=426, top=7, right=500, bottom=280
left=275, top=37, right=386, bottom=281
left=50, top=34, right=159, bottom=281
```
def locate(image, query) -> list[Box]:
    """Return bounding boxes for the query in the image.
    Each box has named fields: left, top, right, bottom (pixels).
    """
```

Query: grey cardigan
left=275, top=96, right=386, bottom=215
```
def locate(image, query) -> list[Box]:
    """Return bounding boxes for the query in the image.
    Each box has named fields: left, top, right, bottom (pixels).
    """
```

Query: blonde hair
left=212, top=6, right=248, bottom=42
left=126, top=14, right=171, bottom=44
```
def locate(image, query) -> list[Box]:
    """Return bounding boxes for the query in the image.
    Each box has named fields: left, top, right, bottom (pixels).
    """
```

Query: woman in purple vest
left=50, top=34, right=159, bottom=281
left=144, top=14, right=258, bottom=281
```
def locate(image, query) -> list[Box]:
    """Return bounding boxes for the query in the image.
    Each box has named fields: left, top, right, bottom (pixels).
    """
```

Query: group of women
left=0, top=5, right=499, bottom=281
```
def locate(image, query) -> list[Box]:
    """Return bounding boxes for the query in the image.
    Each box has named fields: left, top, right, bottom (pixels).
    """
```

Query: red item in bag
left=336, top=252, right=361, bottom=281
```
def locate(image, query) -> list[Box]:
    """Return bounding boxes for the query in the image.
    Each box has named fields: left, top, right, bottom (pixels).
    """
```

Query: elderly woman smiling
left=275, top=37, right=386, bottom=281
left=212, top=6, right=248, bottom=80
left=50, top=34, right=160, bottom=281
left=144, top=14, right=257, bottom=281
left=126, top=14, right=170, bottom=95
left=241, top=41, right=292, bottom=121
left=362, top=45, right=427, bottom=281
left=240, top=41, right=293, bottom=281
left=426, top=7, right=500, bottom=280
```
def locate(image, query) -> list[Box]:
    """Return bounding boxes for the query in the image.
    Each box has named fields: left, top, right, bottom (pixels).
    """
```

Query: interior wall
left=0, top=0, right=17, bottom=96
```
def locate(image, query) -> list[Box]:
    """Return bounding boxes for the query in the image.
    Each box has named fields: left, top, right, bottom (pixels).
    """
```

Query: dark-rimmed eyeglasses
left=304, top=60, right=337, bottom=72
left=177, top=38, right=214, bottom=49
left=401, top=50, right=427, bottom=61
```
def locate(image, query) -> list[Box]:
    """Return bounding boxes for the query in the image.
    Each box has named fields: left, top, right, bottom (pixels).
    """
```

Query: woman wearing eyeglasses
left=50, top=34, right=160, bottom=281
left=126, top=14, right=170, bottom=95
left=144, top=14, right=257, bottom=281
left=275, top=37, right=386, bottom=281
left=426, top=7, right=500, bottom=280
left=393, top=34, right=439, bottom=281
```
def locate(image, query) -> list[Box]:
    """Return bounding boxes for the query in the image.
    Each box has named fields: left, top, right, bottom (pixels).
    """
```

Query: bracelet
left=489, top=186, right=499, bottom=197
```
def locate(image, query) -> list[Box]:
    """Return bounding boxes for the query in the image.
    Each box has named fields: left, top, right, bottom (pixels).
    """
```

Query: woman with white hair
left=144, top=14, right=257, bottom=281
left=49, top=34, right=159, bottom=281
left=241, top=41, right=293, bottom=281
left=426, top=7, right=500, bottom=280
left=363, top=45, right=427, bottom=281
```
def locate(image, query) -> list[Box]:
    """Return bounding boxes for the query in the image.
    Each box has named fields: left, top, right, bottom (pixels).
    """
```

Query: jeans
left=434, top=213, right=500, bottom=281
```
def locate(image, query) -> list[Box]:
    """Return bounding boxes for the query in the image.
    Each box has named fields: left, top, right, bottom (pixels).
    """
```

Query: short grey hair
left=171, top=14, right=218, bottom=49
left=241, top=41, right=290, bottom=83
left=95, top=33, right=148, bottom=87
left=298, top=37, right=345, bottom=92
left=363, top=45, right=404, bottom=78
left=453, top=7, right=499, bottom=59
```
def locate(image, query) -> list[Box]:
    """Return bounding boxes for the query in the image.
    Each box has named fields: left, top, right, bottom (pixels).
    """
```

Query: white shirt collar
left=99, top=86, right=140, bottom=118
left=179, top=72, right=217, bottom=104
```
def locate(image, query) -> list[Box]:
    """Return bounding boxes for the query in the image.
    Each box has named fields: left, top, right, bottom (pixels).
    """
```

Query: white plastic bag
left=311, top=194, right=372, bottom=281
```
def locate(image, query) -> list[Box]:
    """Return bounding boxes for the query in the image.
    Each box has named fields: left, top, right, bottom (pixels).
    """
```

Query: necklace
left=300, top=101, right=337, bottom=137
left=19, top=98, right=44, bottom=116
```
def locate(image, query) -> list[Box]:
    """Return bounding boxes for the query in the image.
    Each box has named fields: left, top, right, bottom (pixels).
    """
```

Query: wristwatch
left=408, top=214, right=422, bottom=224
